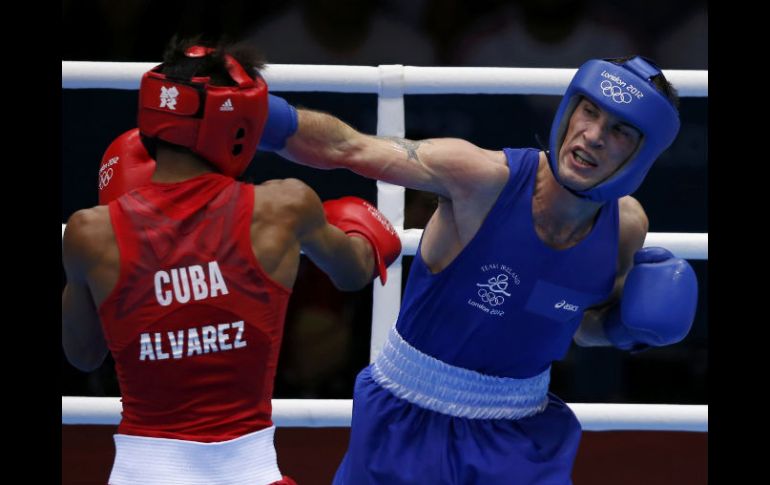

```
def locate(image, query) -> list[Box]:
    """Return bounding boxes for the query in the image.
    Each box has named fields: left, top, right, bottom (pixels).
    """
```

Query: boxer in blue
left=260, top=56, right=699, bottom=484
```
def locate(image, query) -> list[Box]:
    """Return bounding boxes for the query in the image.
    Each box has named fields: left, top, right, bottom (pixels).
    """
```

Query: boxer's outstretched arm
left=278, top=109, right=507, bottom=201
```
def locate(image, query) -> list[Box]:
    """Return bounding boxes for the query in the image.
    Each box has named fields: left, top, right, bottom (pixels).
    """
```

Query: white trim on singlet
left=108, top=426, right=282, bottom=485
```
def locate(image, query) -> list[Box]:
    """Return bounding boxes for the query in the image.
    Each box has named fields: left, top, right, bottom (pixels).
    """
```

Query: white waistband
left=371, top=326, right=550, bottom=419
left=108, top=426, right=282, bottom=485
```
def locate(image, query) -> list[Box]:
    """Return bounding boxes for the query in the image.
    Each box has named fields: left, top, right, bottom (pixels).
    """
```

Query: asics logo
left=554, top=300, right=579, bottom=311
left=160, top=86, right=180, bottom=110
left=600, top=80, right=632, bottom=104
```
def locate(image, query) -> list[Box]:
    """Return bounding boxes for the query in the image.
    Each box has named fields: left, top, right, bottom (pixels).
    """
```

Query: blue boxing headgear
left=548, top=57, right=680, bottom=202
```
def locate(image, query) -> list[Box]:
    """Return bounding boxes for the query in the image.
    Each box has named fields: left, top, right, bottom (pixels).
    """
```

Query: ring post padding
left=371, top=65, right=406, bottom=362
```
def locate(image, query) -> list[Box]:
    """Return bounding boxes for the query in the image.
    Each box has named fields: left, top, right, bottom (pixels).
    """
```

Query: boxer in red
left=62, top=36, right=401, bottom=485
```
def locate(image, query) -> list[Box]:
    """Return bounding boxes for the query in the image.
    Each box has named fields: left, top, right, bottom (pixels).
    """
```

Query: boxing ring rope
left=62, top=62, right=708, bottom=95
left=60, top=224, right=707, bottom=260
left=62, top=62, right=708, bottom=432
left=62, top=397, right=707, bottom=432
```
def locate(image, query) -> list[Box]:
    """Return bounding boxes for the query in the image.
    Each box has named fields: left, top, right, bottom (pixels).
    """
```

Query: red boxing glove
left=323, top=196, right=402, bottom=284
left=98, top=128, right=156, bottom=205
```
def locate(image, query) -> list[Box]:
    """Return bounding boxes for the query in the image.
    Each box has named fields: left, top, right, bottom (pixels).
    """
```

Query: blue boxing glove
left=258, top=94, right=298, bottom=152
left=603, top=247, right=698, bottom=351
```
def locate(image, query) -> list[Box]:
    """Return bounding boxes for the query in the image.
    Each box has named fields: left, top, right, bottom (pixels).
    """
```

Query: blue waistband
left=371, top=326, right=550, bottom=420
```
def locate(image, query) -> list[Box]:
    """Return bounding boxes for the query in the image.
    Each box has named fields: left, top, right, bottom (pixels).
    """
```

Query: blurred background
left=62, top=0, right=707, bottom=409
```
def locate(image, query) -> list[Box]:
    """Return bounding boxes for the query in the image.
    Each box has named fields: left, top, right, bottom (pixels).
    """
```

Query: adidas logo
left=219, top=99, right=234, bottom=112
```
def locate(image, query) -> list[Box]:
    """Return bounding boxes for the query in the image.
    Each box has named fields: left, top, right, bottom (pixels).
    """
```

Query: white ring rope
left=61, top=396, right=707, bottom=432
left=61, top=224, right=708, bottom=260
left=399, top=229, right=708, bottom=260
left=62, top=62, right=708, bottom=96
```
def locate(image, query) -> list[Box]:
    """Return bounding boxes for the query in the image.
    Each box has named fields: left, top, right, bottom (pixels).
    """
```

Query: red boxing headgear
left=137, top=46, right=268, bottom=178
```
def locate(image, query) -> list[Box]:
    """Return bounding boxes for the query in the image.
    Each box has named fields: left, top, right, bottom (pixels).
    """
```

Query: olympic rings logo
left=99, top=167, right=113, bottom=190
left=477, top=288, right=505, bottom=306
left=600, top=80, right=632, bottom=104
left=475, top=274, right=512, bottom=307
